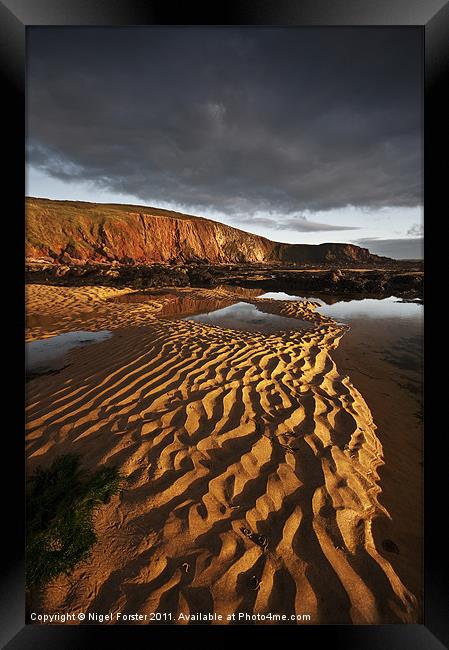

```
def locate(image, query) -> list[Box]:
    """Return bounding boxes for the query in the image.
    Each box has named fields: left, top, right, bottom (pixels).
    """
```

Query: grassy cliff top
left=26, top=196, right=210, bottom=224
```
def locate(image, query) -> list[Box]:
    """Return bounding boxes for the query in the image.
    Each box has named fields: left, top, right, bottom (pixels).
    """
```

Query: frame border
left=2, top=1, right=447, bottom=647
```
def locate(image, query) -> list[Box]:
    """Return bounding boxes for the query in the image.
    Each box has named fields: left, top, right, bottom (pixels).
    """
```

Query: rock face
left=26, top=197, right=388, bottom=265
left=272, top=242, right=377, bottom=264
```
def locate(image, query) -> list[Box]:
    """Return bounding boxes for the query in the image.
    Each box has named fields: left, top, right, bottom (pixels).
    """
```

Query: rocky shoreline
left=26, top=260, right=423, bottom=300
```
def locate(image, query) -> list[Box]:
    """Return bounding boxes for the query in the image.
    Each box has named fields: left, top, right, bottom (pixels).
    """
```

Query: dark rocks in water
left=330, top=269, right=343, bottom=283
left=25, top=260, right=423, bottom=300
left=25, top=262, right=191, bottom=289
left=214, top=265, right=422, bottom=299
left=385, top=273, right=423, bottom=293
left=186, top=267, right=216, bottom=287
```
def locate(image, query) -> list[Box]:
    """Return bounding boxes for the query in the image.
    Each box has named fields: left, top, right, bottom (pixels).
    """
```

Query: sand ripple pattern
left=26, top=287, right=417, bottom=624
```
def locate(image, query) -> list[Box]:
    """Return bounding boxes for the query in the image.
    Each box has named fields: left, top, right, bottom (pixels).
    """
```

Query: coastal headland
left=25, top=198, right=422, bottom=624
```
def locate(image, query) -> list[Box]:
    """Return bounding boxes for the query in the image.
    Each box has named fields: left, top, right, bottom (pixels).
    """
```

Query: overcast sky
left=26, top=27, right=423, bottom=259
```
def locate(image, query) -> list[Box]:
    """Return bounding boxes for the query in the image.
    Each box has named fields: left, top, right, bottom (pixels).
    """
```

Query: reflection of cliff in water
left=111, top=287, right=265, bottom=317
left=160, top=296, right=239, bottom=318
left=214, top=285, right=265, bottom=299
left=112, top=291, right=238, bottom=318
left=184, top=301, right=314, bottom=333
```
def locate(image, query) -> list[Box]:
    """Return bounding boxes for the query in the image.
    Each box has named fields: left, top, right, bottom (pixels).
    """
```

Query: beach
left=25, top=283, right=419, bottom=624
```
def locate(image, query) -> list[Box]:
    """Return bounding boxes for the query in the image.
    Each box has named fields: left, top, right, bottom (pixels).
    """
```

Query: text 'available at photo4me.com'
left=29, top=611, right=313, bottom=624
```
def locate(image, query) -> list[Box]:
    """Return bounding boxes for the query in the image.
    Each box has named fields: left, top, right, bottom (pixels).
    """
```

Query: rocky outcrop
left=272, top=242, right=377, bottom=264
left=25, top=260, right=423, bottom=299
left=26, top=197, right=389, bottom=266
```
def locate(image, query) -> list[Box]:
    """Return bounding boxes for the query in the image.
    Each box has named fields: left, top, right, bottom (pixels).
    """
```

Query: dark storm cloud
left=27, top=27, right=422, bottom=217
left=236, top=214, right=359, bottom=232
left=352, top=237, right=423, bottom=260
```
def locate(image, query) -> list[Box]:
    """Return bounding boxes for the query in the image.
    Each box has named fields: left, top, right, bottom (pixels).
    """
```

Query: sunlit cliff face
left=25, top=198, right=386, bottom=265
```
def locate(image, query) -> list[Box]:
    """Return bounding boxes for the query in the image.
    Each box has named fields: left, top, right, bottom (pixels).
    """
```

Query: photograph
left=24, top=25, right=425, bottom=627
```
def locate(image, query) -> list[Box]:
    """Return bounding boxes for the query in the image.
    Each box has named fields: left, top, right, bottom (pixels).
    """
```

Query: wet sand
left=25, top=284, right=419, bottom=624
left=331, top=318, right=423, bottom=621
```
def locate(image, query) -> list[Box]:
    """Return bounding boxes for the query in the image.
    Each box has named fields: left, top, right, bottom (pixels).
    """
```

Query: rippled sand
left=26, top=284, right=417, bottom=624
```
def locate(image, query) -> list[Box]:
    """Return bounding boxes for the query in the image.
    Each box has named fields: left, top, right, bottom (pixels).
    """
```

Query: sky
left=26, top=27, right=423, bottom=259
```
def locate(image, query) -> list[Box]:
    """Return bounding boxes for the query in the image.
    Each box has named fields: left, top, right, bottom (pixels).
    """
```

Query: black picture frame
left=2, top=1, right=447, bottom=647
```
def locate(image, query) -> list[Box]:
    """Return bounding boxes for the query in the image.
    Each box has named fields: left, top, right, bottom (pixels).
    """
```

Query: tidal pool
left=111, top=290, right=312, bottom=332
left=258, top=292, right=423, bottom=323
left=26, top=330, right=112, bottom=377
left=182, top=301, right=312, bottom=333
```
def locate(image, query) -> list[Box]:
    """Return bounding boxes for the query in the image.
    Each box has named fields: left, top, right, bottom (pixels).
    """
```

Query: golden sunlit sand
left=25, top=284, right=418, bottom=624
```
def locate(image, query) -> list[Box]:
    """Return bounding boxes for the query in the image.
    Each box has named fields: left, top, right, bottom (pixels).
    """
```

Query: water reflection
left=111, top=288, right=423, bottom=331
left=258, top=292, right=423, bottom=322
left=26, top=330, right=112, bottom=377
left=256, top=291, right=303, bottom=301
left=184, top=301, right=312, bottom=333
left=160, top=297, right=236, bottom=318
left=316, top=295, right=423, bottom=322
left=112, top=291, right=236, bottom=317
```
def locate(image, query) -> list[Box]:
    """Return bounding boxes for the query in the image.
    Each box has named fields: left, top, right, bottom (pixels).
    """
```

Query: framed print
left=1, top=1, right=447, bottom=648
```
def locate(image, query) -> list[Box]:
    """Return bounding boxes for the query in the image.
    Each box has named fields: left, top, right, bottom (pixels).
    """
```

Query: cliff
left=26, top=197, right=388, bottom=265
left=272, top=242, right=377, bottom=264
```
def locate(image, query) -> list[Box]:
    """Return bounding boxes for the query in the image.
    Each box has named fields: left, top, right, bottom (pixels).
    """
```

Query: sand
left=331, top=319, right=423, bottom=620
left=25, top=284, right=418, bottom=624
